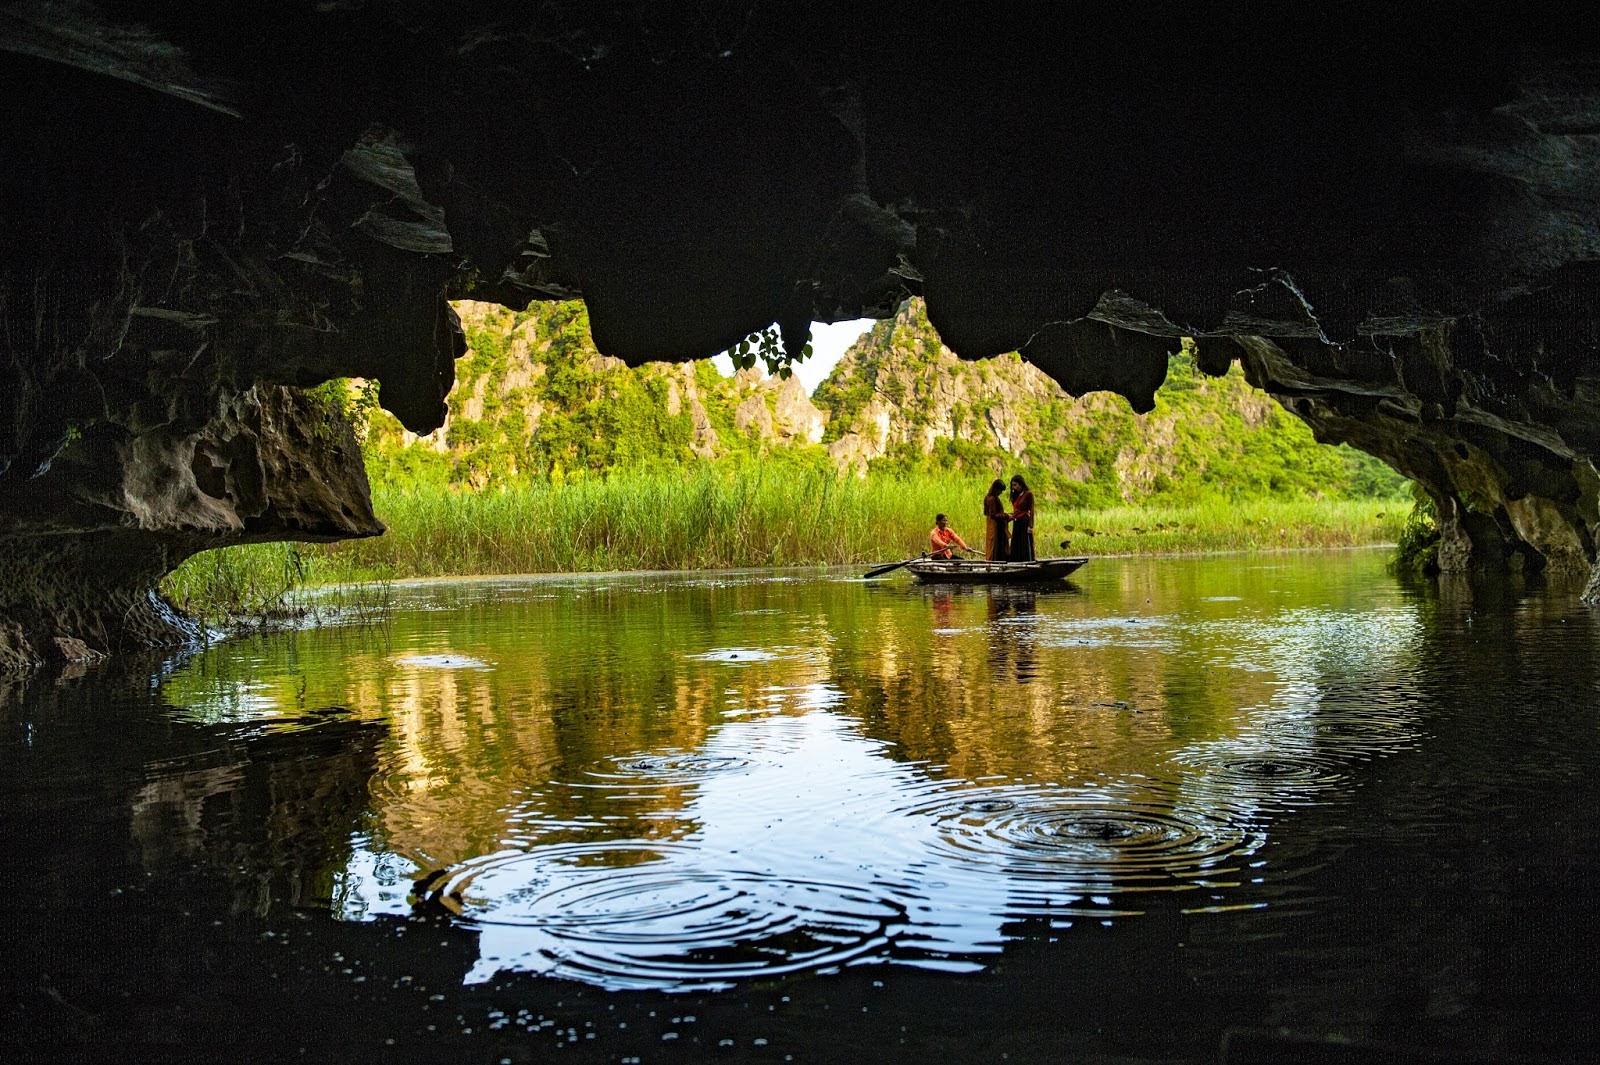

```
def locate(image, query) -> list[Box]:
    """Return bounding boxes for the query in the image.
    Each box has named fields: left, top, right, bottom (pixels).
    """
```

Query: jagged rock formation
left=820, top=300, right=1317, bottom=503
left=374, top=301, right=826, bottom=483
left=1, top=385, right=380, bottom=669
left=732, top=369, right=828, bottom=449
left=4, top=2, right=1600, bottom=663
left=821, top=300, right=1414, bottom=509
left=384, top=299, right=1389, bottom=513
left=821, top=306, right=1078, bottom=474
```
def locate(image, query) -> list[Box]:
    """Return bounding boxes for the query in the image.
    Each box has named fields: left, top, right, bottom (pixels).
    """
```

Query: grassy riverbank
left=162, top=463, right=1407, bottom=616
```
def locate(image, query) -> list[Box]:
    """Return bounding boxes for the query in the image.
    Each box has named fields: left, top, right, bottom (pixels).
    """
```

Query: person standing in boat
left=1008, top=474, right=1036, bottom=562
left=982, top=479, right=1011, bottom=561
left=929, top=514, right=971, bottom=560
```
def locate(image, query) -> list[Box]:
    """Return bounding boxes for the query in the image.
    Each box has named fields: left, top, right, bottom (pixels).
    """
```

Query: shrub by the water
left=1391, top=488, right=1442, bottom=575
left=161, top=541, right=393, bottom=630
left=162, top=542, right=313, bottom=626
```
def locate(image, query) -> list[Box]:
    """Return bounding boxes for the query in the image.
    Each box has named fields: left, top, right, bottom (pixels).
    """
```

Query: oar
left=863, top=552, right=925, bottom=579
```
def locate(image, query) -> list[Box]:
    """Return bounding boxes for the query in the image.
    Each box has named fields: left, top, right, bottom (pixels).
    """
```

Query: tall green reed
left=304, top=464, right=1404, bottom=580
left=165, top=465, right=1408, bottom=607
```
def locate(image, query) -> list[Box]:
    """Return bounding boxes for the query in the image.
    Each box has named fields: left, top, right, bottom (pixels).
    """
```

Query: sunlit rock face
left=3, top=2, right=1600, bottom=663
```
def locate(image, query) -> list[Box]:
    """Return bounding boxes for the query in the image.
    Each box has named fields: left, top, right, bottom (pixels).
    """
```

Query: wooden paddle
left=862, top=552, right=926, bottom=578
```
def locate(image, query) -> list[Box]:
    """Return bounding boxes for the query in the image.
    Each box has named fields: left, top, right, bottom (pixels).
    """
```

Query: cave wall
left=0, top=384, right=381, bottom=669
left=4, top=1, right=1600, bottom=664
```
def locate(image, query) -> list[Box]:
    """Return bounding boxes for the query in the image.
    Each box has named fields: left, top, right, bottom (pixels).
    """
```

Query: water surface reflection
left=157, top=553, right=1429, bottom=992
left=10, top=551, right=1600, bottom=1063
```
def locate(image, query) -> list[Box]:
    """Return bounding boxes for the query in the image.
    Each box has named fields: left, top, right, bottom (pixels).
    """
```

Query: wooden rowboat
left=904, top=556, right=1089, bottom=584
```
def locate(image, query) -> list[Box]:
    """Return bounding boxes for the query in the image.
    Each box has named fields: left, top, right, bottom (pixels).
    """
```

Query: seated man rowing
left=929, top=513, right=973, bottom=560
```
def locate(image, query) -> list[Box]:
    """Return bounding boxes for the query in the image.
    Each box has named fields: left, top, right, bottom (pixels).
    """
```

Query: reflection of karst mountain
left=835, top=576, right=1379, bottom=785
left=840, top=589, right=1163, bottom=781
left=355, top=652, right=786, bottom=866
left=162, top=580, right=842, bottom=870
left=154, top=572, right=1305, bottom=871
left=122, top=561, right=1468, bottom=998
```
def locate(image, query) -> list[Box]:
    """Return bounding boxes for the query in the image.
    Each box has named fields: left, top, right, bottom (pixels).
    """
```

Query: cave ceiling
left=3, top=1, right=1600, bottom=664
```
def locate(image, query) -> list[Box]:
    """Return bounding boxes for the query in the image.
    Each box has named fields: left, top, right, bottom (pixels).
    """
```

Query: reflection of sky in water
left=1172, top=607, right=1425, bottom=825
left=338, top=705, right=1264, bottom=989
left=729, top=682, right=845, bottom=717
left=165, top=678, right=282, bottom=724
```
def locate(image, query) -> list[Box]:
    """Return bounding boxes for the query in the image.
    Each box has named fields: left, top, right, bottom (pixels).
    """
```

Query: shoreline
left=163, top=496, right=1410, bottom=621
left=307, top=541, right=1401, bottom=591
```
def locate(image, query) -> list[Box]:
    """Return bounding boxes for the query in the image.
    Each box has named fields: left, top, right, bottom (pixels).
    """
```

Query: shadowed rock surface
left=3, top=1, right=1600, bottom=663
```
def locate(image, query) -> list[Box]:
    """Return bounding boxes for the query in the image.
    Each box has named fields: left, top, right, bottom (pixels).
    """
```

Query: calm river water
left=3, top=550, right=1597, bottom=1063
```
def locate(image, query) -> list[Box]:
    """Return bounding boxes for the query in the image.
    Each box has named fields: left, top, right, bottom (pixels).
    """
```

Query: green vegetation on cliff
left=357, top=297, right=1404, bottom=510
left=814, top=298, right=1404, bottom=507
left=360, top=301, right=829, bottom=491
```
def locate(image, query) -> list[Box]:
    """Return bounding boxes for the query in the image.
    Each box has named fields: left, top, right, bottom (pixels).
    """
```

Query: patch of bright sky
left=710, top=319, right=877, bottom=396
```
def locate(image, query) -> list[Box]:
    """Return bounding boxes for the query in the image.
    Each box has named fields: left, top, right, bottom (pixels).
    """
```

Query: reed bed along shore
left=163, top=465, right=1409, bottom=611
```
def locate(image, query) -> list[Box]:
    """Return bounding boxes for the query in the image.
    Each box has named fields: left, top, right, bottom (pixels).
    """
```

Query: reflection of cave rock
left=5, top=2, right=1600, bottom=660
left=0, top=661, right=382, bottom=921
left=130, top=715, right=383, bottom=916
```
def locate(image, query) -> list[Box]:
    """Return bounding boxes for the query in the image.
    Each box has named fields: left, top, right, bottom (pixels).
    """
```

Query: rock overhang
left=3, top=1, right=1600, bottom=664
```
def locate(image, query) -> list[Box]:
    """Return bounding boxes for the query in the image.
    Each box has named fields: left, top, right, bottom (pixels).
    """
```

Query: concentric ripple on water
left=423, top=843, right=905, bottom=991
left=909, top=785, right=1260, bottom=894
left=1178, top=751, right=1353, bottom=812
left=1302, top=714, right=1421, bottom=754
left=579, top=750, right=755, bottom=787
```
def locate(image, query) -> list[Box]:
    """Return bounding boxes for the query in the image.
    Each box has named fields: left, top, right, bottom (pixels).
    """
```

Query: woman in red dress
left=1008, top=475, right=1035, bottom=562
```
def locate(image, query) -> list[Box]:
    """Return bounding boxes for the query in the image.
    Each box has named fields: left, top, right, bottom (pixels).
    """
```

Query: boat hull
left=905, top=557, right=1089, bottom=584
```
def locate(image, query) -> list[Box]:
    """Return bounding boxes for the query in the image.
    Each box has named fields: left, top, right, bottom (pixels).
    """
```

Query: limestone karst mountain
left=366, top=301, right=828, bottom=486
left=815, top=299, right=1403, bottom=506
left=367, top=299, right=1401, bottom=507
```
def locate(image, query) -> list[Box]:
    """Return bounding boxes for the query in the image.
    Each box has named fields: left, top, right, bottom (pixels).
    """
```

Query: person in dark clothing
left=1008, top=475, right=1035, bottom=562
left=982, top=479, right=1011, bottom=561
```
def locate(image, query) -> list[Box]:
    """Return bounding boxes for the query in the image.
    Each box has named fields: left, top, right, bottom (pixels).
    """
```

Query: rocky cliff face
left=0, top=385, right=381, bottom=670
left=820, top=303, right=1099, bottom=472
left=818, top=300, right=1352, bottom=504
left=378, top=301, right=827, bottom=482
left=4, top=2, right=1600, bottom=665
left=410, top=299, right=1383, bottom=515
left=1229, top=316, right=1600, bottom=577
